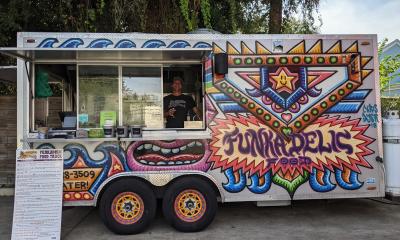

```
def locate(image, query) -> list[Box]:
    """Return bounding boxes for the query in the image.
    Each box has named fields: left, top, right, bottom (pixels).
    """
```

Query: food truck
left=0, top=32, right=384, bottom=234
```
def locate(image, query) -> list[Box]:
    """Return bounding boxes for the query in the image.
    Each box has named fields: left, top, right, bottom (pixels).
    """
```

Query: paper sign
left=12, top=149, right=64, bottom=240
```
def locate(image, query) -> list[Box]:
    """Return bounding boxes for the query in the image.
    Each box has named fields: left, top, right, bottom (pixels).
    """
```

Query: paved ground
left=1, top=196, right=400, bottom=240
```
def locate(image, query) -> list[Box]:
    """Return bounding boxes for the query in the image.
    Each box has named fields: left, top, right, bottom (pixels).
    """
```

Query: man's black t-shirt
left=164, top=94, right=195, bottom=128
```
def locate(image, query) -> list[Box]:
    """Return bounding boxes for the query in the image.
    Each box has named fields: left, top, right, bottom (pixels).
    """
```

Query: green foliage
left=0, top=0, right=322, bottom=40
left=381, top=97, right=400, bottom=115
left=234, top=0, right=268, bottom=33
left=378, top=38, right=400, bottom=93
left=282, top=15, right=321, bottom=34
left=281, top=0, right=321, bottom=34
left=180, top=0, right=193, bottom=31
left=200, top=0, right=212, bottom=29
left=179, top=0, right=212, bottom=31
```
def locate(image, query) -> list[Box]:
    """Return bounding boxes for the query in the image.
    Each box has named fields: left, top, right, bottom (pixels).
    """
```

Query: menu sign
left=12, top=149, right=64, bottom=240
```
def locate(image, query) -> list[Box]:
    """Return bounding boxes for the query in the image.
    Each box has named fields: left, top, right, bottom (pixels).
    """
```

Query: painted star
left=269, top=67, right=298, bottom=93
left=113, top=164, right=122, bottom=171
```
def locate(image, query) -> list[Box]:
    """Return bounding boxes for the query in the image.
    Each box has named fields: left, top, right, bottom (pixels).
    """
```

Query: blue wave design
left=193, top=42, right=211, bottom=48
left=247, top=172, right=272, bottom=194
left=335, top=169, right=363, bottom=190
left=142, top=40, right=166, bottom=48
left=223, top=168, right=246, bottom=193
left=309, top=168, right=336, bottom=192
left=87, top=39, right=113, bottom=48
left=58, top=38, right=84, bottom=48
left=37, top=38, right=58, bottom=48
left=63, top=143, right=128, bottom=195
left=168, top=40, right=190, bottom=48
left=115, top=39, right=136, bottom=48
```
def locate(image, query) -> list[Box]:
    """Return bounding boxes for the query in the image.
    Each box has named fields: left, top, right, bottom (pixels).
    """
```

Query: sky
left=319, top=0, right=400, bottom=42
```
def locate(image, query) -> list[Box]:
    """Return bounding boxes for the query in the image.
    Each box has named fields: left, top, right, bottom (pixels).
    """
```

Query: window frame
left=120, top=64, right=164, bottom=129
left=76, top=62, right=205, bottom=131
left=77, top=64, right=120, bottom=128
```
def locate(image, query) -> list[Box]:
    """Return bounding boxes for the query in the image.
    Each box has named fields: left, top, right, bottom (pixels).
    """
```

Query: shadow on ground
left=1, top=197, right=400, bottom=240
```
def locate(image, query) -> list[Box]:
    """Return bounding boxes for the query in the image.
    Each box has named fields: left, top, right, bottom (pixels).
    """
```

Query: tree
left=281, top=15, right=320, bottom=34
left=378, top=38, right=400, bottom=93
left=378, top=38, right=400, bottom=114
left=268, top=0, right=283, bottom=33
left=268, top=0, right=321, bottom=34
left=0, top=0, right=321, bottom=47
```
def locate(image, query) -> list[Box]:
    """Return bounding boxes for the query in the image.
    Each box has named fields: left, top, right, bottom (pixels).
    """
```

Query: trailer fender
left=93, top=171, right=225, bottom=206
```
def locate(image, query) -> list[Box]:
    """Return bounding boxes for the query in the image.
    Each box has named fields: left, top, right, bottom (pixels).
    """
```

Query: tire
left=99, top=178, right=156, bottom=234
left=162, top=177, right=217, bottom=232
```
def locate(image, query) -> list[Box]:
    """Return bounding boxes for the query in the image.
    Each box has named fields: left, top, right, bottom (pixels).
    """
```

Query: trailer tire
left=162, top=178, right=217, bottom=232
left=99, top=179, right=156, bottom=234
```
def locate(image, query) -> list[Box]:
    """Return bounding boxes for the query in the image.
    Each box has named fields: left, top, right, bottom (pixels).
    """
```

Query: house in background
left=380, top=39, right=400, bottom=97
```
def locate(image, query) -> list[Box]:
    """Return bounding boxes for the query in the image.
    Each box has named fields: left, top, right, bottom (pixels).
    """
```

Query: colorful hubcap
left=111, top=192, right=144, bottom=225
left=174, top=189, right=206, bottom=222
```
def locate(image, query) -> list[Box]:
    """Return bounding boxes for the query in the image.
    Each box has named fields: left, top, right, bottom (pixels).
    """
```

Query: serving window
left=0, top=46, right=211, bottom=136
left=74, top=63, right=204, bottom=130
left=122, top=67, right=163, bottom=128
left=78, top=66, right=119, bottom=128
left=30, top=62, right=204, bottom=133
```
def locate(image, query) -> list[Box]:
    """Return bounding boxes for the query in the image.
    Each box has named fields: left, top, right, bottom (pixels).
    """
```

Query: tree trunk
left=268, top=0, right=283, bottom=34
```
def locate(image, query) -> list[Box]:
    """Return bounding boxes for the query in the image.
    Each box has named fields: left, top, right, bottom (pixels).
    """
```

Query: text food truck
left=0, top=32, right=384, bottom=234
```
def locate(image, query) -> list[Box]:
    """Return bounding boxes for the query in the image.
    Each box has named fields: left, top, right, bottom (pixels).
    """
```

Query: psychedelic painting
left=32, top=35, right=380, bottom=202
left=207, top=39, right=376, bottom=198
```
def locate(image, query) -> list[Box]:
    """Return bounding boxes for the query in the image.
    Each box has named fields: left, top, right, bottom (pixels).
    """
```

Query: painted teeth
left=152, top=145, right=160, bottom=151
left=136, top=141, right=203, bottom=166
left=180, top=145, right=187, bottom=151
left=161, top=148, right=171, bottom=154
left=139, top=160, right=197, bottom=165
left=137, top=141, right=202, bottom=153
left=172, top=148, right=179, bottom=154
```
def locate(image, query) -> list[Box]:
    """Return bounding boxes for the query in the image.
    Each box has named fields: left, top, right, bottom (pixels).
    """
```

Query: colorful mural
left=34, top=36, right=379, bottom=201
left=37, top=139, right=212, bottom=202
left=126, top=140, right=211, bottom=171
left=207, top=39, right=375, bottom=198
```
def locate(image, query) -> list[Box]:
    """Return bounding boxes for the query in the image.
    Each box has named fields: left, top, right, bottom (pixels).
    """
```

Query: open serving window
left=0, top=47, right=211, bottom=139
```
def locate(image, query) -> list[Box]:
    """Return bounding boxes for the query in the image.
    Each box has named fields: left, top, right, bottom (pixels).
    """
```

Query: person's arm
left=163, top=96, right=174, bottom=118
left=192, top=106, right=202, bottom=120
left=187, top=96, right=201, bottom=120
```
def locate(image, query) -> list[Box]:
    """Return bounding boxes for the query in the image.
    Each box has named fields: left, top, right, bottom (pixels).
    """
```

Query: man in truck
left=164, top=76, right=201, bottom=128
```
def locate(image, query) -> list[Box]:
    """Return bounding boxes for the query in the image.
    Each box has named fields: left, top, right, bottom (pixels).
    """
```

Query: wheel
left=162, top=177, right=217, bottom=232
left=99, top=178, right=156, bottom=234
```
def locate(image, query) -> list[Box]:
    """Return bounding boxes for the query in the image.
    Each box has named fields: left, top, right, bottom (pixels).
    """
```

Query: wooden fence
left=0, top=96, right=16, bottom=186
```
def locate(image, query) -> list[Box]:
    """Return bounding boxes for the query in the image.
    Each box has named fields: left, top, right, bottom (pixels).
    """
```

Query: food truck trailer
left=0, top=32, right=384, bottom=234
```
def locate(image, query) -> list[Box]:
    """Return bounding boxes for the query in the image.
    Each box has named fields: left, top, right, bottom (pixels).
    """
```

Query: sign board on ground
left=12, top=149, right=64, bottom=240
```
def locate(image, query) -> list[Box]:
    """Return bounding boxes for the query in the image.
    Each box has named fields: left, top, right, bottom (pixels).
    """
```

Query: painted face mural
left=126, top=140, right=211, bottom=172
left=207, top=40, right=375, bottom=197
